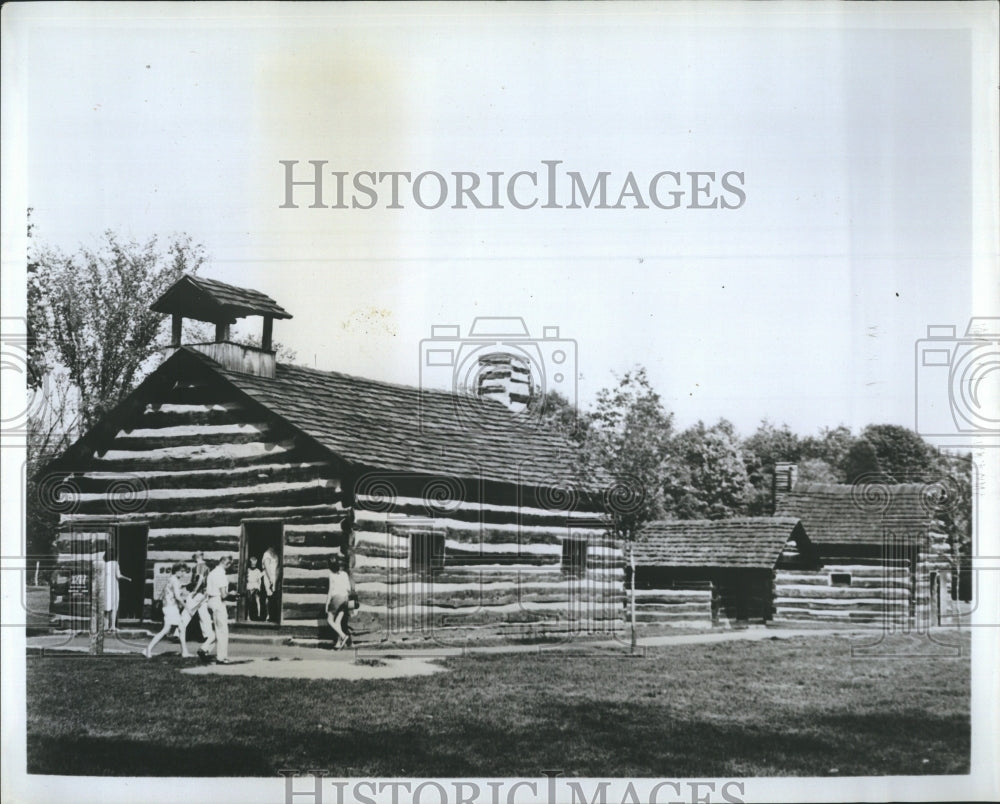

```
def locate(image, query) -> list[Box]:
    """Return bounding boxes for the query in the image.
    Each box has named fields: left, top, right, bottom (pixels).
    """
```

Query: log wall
left=773, top=533, right=953, bottom=627
left=325, top=495, right=624, bottom=640
left=51, top=377, right=625, bottom=640
left=913, top=531, right=953, bottom=629
left=632, top=584, right=713, bottom=628
left=772, top=561, right=912, bottom=625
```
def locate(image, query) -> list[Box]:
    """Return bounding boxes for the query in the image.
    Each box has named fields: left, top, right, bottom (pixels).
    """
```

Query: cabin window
left=830, top=572, right=852, bottom=587
left=410, top=531, right=445, bottom=574
left=561, top=537, right=589, bottom=577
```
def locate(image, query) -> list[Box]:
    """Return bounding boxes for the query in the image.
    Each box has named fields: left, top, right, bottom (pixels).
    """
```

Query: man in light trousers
left=198, top=556, right=233, bottom=664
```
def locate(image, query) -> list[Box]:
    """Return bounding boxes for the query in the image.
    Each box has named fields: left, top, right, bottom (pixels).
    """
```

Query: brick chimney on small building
left=772, top=462, right=799, bottom=515
left=150, top=274, right=292, bottom=378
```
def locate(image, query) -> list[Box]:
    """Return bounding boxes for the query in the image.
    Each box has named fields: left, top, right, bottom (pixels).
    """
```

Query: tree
left=855, top=424, right=937, bottom=481
left=26, top=209, right=49, bottom=391
left=25, top=374, right=80, bottom=580
left=581, top=367, right=674, bottom=527
left=665, top=419, right=752, bottom=519
left=27, top=226, right=206, bottom=578
left=528, top=388, right=590, bottom=445
left=742, top=419, right=803, bottom=515
left=795, top=457, right=842, bottom=484
left=930, top=451, right=973, bottom=600
left=843, top=438, right=881, bottom=483
left=29, top=229, right=206, bottom=429
left=577, top=367, right=674, bottom=649
left=801, top=424, right=856, bottom=475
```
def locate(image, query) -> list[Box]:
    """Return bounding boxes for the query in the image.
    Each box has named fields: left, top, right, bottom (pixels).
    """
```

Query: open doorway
left=239, top=520, right=283, bottom=625
left=113, top=524, right=148, bottom=622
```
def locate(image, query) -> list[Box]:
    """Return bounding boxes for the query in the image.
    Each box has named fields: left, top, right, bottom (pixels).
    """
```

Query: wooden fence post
left=627, top=538, right=637, bottom=653
left=90, top=537, right=105, bottom=655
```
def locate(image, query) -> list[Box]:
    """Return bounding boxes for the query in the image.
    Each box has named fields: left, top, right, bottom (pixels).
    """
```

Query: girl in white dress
left=144, top=564, right=190, bottom=658
left=245, top=555, right=264, bottom=621
left=103, top=548, right=131, bottom=633
left=325, top=557, right=352, bottom=649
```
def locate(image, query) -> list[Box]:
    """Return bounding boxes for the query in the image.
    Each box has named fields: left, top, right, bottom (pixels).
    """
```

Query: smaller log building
left=773, top=464, right=953, bottom=627
left=631, top=517, right=820, bottom=627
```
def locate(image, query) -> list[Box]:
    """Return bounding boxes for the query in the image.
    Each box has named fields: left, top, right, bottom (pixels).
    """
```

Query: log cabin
left=772, top=463, right=954, bottom=627
left=631, top=517, right=820, bottom=627
left=43, top=274, right=622, bottom=641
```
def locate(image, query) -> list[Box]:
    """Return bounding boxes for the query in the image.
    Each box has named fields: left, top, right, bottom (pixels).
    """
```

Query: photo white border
left=2, top=2, right=998, bottom=803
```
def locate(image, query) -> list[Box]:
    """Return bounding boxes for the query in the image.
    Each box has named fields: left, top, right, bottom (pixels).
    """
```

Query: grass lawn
left=25, top=632, right=970, bottom=777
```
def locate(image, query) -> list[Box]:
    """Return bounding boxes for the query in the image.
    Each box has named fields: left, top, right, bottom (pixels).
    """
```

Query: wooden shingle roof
left=633, top=517, right=809, bottom=569
left=150, top=274, right=292, bottom=321
left=775, top=482, right=934, bottom=546
left=188, top=348, right=587, bottom=490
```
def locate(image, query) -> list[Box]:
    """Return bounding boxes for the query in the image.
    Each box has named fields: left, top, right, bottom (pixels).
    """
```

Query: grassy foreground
left=26, top=632, right=970, bottom=777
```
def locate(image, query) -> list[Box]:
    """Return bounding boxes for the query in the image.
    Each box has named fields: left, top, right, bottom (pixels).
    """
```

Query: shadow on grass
left=27, top=707, right=969, bottom=778
left=28, top=736, right=268, bottom=776
left=25, top=635, right=971, bottom=778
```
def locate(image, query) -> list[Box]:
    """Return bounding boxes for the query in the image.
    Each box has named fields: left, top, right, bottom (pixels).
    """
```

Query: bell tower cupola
left=150, top=274, right=292, bottom=378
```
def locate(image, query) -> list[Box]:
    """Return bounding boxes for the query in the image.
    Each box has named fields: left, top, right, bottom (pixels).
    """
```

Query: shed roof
left=775, top=482, right=934, bottom=546
left=633, top=517, right=811, bottom=569
left=150, top=274, right=292, bottom=321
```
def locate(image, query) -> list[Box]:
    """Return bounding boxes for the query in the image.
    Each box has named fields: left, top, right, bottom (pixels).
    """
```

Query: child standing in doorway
left=245, top=555, right=264, bottom=621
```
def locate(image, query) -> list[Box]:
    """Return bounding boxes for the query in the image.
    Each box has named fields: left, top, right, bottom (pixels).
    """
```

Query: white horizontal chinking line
left=72, top=477, right=336, bottom=505
left=281, top=497, right=622, bottom=635
left=355, top=492, right=605, bottom=521
left=55, top=392, right=352, bottom=618
left=92, top=439, right=298, bottom=466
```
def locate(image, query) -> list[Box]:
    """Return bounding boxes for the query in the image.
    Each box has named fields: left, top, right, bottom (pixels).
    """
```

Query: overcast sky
left=5, top=3, right=997, bottom=438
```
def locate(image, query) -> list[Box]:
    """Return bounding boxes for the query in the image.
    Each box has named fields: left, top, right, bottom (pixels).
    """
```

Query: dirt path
left=180, top=655, right=447, bottom=680
left=26, top=625, right=888, bottom=680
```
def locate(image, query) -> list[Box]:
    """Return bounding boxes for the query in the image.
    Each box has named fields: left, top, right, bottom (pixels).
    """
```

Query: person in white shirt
left=103, top=547, right=131, bottom=633
left=144, top=564, right=190, bottom=658
left=198, top=556, right=233, bottom=664
left=186, top=551, right=214, bottom=641
left=325, top=556, right=352, bottom=649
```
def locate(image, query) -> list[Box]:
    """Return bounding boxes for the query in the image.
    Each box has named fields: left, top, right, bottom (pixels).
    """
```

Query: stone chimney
left=150, top=274, right=292, bottom=378
left=475, top=352, right=534, bottom=412
left=772, top=462, right=799, bottom=515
